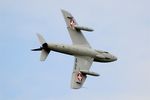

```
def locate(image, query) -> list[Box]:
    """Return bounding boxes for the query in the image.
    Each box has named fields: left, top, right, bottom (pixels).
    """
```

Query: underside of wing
left=61, top=9, right=91, bottom=48
left=71, top=56, right=94, bottom=89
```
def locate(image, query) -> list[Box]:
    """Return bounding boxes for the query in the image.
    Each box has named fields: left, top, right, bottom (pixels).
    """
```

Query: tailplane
left=31, top=33, right=50, bottom=61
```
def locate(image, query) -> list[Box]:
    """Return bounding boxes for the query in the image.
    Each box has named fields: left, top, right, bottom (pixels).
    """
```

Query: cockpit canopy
left=94, top=50, right=117, bottom=62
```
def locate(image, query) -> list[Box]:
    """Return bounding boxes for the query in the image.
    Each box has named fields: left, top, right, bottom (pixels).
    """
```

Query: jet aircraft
left=32, top=9, right=117, bottom=89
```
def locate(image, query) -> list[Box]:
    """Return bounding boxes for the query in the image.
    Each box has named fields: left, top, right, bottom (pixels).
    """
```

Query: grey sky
left=0, top=0, right=150, bottom=100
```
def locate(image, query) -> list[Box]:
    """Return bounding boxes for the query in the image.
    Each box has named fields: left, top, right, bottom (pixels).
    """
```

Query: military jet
left=32, top=9, right=117, bottom=89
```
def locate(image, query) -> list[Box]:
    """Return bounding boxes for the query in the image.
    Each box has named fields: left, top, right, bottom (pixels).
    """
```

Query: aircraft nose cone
left=112, top=56, right=117, bottom=61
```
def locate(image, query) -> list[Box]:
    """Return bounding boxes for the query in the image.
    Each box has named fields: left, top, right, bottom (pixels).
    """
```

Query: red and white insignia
left=69, top=19, right=76, bottom=29
left=77, top=72, right=83, bottom=81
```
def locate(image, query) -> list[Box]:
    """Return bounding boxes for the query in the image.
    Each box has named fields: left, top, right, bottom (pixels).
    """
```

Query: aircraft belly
left=48, top=43, right=96, bottom=57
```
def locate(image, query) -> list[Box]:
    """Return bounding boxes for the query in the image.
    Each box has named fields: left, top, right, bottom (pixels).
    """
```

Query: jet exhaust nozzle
left=31, top=34, right=50, bottom=61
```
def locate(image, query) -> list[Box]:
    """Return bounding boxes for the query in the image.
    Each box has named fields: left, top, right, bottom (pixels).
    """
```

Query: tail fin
left=37, top=33, right=46, bottom=45
left=32, top=34, right=50, bottom=61
left=40, top=49, right=50, bottom=61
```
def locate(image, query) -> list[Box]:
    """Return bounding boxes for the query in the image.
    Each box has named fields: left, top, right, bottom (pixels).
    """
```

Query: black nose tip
left=113, top=56, right=117, bottom=61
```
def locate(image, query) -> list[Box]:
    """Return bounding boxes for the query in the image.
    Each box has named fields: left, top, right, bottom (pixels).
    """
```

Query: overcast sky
left=0, top=0, right=150, bottom=100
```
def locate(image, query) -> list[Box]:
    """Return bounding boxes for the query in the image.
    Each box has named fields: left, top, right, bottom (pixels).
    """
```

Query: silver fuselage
left=47, top=43, right=117, bottom=62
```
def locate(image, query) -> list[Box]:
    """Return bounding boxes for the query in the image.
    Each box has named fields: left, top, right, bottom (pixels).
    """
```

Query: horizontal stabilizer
left=40, top=49, right=50, bottom=61
left=32, top=33, right=50, bottom=61
left=80, top=70, right=100, bottom=76
left=37, top=33, right=46, bottom=45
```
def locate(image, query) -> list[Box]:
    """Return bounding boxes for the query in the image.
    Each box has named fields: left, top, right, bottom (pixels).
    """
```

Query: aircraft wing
left=61, top=9, right=91, bottom=48
left=61, top=9, right=95, bottom=89
left=71, top=56, right=94, bottom=89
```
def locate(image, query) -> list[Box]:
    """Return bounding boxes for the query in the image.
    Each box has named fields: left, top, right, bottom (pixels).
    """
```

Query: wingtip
left=61, top=9, right=72, bottom=17
left=61, top=9, right=67, bottom=13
